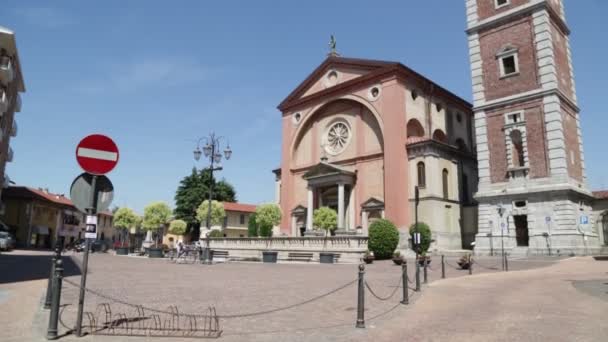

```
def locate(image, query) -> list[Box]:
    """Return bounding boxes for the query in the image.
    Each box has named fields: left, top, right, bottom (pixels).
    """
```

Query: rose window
left=325, top=122, right=350, bottom=155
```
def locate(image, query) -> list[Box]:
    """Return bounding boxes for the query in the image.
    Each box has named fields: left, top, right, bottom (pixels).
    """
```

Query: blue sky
left=2, top=1, right=607, bottom=214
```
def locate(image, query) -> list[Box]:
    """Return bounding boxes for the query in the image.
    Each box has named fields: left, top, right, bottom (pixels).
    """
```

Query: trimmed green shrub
left=208, top=230, right=224, bottom=238
left=368, top=219, right=400, bottom=259
left=258, top=222, right=273, bottom=238
left=313, top=207, right=337, bottom=235
left=409, top=222, right=432, bottom=255
left=247, top=213, right=258, bottom=237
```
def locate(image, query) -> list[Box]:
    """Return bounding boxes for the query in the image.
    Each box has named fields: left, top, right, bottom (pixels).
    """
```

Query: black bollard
left=401, top=261, right=409, bottom=305
left=46, top=258, right=63, bottom=340
left=504, top=253, right=509, bottom=272
left=356, top=264, right=365, bottom=328
left=468, top=254, right=473, bottom=275
left=44, top=250, right=58, bottom=309
left=415, top=258, right=421, bottom=291
left=423, top=258, right=428, bottom=284
left=441, top=255, right=446, bottom=279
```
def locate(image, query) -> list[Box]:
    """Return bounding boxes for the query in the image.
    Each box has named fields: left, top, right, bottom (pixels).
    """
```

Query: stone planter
left=116, top=247, right=129, bottom=255
left=392, top=257, right=404, bottom=266
left=148, top=247, right=164, bottom=258
left=417, top=257, right=431, bottom=267
left=363, top=256, right=374, bottom=264
left=319, top=252, right=335, bottom=264
left=262, top=251, right=278, bottom=263
left=199, top=248, right=214, bottom=263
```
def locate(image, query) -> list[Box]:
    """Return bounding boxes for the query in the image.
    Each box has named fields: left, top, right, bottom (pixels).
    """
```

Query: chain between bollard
left=364, top=275, right=402, bottom=301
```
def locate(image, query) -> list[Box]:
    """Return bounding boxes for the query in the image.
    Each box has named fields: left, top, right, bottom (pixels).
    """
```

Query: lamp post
left=497, top=204, right=506, bottom=270
left=193, top=133, right=232, bottom=265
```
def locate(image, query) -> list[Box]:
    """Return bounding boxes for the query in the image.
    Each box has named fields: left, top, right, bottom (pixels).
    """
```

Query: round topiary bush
left=368, top=219, right=400, bottom=259
left=409, top=222, right=432, bottom=255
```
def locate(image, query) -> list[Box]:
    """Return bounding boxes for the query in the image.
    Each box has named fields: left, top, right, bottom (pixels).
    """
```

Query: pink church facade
left=274, top=56, right=478, bottom=249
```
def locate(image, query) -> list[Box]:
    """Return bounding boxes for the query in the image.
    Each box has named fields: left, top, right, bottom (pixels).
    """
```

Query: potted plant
left=457, top=254, right=472, bottom=269
left=392, top=251, right=404, bottom=265
left=255, top=204, right=282, bottom=263
left=313, top=207, right=338, bottom=264
left=363, top=250, right=375, bottom=264
left=142, top=202, right=172, bottom=258
left=113, top=207, right=139, bottom=256
left=409, top=222, right=432, bottom=266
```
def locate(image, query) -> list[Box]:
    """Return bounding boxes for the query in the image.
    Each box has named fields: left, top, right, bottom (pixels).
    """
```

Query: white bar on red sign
left=77, top=147, right=118, bottom=161
left=86, top=215, right=98, bottom=225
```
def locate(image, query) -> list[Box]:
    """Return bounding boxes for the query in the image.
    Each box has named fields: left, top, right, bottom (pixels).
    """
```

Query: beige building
left=0, top=26, right=25, bottom=214
left=199, top=202, right=257, bottom=238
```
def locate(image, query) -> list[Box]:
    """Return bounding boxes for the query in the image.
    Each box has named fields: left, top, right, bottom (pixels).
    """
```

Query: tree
left=142, top=202, right=172, bottom=247
left=313, top=207, right=337, bottom=236
left=368, top=219, right=400, bottom=259
left=196, top=200, right=226, bottom=228
left=255, top=204, right=281, bottom=237
left=174, top=168, right=236, bottom=238
left=114, top=207, right=138, bottom=245
left=168, top=219, right=187, bottom=235
left=247, top=213, right=258, bottom=237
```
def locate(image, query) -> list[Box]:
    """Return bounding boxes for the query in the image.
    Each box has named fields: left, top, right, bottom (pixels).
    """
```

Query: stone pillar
left=338, top=183, right=345, bottom=229
left=349, top=186, right=355, bottom=230
left=306, top=187, right=314, bottom=231
left=291, top=215, right=297, bottom=236
left=362, top=211, right=369, bottom=236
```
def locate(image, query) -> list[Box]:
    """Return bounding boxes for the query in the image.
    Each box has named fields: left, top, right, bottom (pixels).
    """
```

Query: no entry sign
left=76, top=134, right=119, bottom=175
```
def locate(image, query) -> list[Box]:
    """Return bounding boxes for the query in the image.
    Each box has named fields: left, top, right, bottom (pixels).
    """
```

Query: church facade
left=274, top=57, right=478, bottom=251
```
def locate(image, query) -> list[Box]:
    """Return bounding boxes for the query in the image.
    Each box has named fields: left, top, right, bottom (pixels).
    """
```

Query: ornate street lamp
left=193, top=133, right=232, bottom=264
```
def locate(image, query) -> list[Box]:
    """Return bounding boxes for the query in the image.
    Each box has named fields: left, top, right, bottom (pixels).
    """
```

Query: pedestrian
left=176, top=241, right=184, bottom=259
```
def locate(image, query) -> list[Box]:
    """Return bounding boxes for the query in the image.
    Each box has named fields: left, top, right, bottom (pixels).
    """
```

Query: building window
left=406, top=119, right=424, bottom=138
left=411, top=90, right=418, bottom=100
left=432, top=129, right=447, bottom=143
left=223, top=216, right=228, bottom=228
left=417, top=162, right=426, bottom=188
left=240, top=214, right=245, bottom=225
left=495, top=0, right=509, bottom=8
left=510, top=130, right=525, bottom=167
left=324, top=120, right=351, bottom=155
left=442, top=169, right=449, bottom=200
left=499, top=53, right=519, bottom=77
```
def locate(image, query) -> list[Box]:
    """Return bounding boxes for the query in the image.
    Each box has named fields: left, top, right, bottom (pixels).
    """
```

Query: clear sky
left=2, top=1, right=607, bottom=214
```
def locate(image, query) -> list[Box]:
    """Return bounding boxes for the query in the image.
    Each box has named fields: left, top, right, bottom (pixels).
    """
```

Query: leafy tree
left=368, top=219, right=400, bottom=259
left=114, top=207, right=138, bottom=245
left=247, top=213, right=258, bottom=237
left=313, top=207, right=337, bottom=236
left=258, top=223, right=273, bottom=238
left=174, top=168, right=236, bottom=238
left=142, top=202, right=172, bottom=247
left=196, top=200, right=226, bottom=227
left=168, top=219, right=187, bottom=235
left=255, top=204, right=281, bottom=227
left=409, top=222, right=432, bottom=255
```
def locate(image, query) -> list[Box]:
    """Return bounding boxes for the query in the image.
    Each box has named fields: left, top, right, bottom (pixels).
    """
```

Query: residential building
left=220, top=202, right=257, bottom=237
left=0, top=26, right=25, bottom=214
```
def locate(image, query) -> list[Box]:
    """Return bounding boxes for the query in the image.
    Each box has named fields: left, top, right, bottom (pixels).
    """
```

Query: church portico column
left=338, top=183, right=345, bottom=229
left=362, top=211, right=369, bottom=235
left=306, top=187, right=314, bottom=231
left=349, top=186, right=355, bottom=230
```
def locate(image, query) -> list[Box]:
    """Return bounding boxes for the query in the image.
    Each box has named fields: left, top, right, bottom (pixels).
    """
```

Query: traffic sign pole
left=75, top=175, right=98, bottom=337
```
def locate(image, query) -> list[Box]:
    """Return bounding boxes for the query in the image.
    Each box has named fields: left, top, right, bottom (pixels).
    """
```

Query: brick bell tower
left=465, top=0, right=601, bottom=255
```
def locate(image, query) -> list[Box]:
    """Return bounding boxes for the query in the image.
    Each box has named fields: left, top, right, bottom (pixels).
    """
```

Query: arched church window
left=407, top=119, right=424, bottom=138
left=432, top=129, right=447, bottom=143
left=455, top=138, right=467, bottom=152
left=510, top=130, right=525, bottom=167
left=417, top=162, right=426, bottom=188
left=442, top=169, right=449, bottom=200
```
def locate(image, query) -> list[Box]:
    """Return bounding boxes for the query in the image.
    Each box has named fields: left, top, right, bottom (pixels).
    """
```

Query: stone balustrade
left=206, top=237, right=368, bottom=263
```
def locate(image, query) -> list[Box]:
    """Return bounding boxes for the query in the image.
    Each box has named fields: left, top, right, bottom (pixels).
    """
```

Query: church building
left=274, top=54, right=478, bottom=251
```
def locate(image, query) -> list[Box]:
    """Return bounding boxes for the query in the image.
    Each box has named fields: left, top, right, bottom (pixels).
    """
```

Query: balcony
left=0, top=88, right=7, bottom=113
left=7, top=147, right=13, bottom=162
left=10, top=120, right=16, bottom=137
left=0, top=56, right=14, bottom=86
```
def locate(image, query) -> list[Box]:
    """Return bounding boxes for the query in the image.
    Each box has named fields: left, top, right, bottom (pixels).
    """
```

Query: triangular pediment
left=278, top=56, right=399, bottom=110
left=291, top=205, right=307, bottom=215
left=361, top=197, right=385, bottom=210
left=303, top=162, right=355, bottom=180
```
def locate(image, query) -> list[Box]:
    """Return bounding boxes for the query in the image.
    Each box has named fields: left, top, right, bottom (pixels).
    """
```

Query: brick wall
left=561, top=104, right=582, bottom=181
left=523, top=103, right=549, bottom=178
left=476, top=0, right=531, bottom=21
left=486, top=114, right=508, bottom=183
left=479, top=16, right=540, bottom=101
left=551, top=22, right=573, bottom=100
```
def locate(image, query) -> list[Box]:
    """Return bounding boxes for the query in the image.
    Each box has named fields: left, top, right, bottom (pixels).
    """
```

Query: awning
left=33, top=226, right=50, bottom=235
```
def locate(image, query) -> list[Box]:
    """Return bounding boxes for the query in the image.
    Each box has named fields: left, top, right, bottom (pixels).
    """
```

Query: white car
left=0, top=231, right=15, bottom=251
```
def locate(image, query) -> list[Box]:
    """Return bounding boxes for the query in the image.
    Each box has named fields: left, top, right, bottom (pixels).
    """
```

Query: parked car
left=70, top=239, right=108, bottom=253
left=0, top=231, right=16, bottom=251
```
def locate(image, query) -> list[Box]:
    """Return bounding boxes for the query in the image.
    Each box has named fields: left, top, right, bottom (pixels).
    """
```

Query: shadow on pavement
left=0, top=253, right=81, bottom=284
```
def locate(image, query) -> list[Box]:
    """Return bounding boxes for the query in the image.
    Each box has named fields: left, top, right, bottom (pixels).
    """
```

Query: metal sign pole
left=75, top=175, right=98, bottom=337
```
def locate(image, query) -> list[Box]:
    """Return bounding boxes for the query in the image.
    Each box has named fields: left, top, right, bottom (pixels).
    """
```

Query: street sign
left=76, top=134, right=119, bottom=175
left=545, top=216, right=551, bottom=223
left=69, top=173, right=114, bottom=214
left=85, top=215, right=98, bottom=239
left=580, top=215, right=589, bottom=225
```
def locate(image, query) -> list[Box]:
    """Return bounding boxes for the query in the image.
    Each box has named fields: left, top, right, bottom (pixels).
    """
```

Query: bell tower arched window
left=442, top=169, right=449, bottom=200
left=510, top=130, right=525, bottom=167
left=417, top=162, right=426, bottom=188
